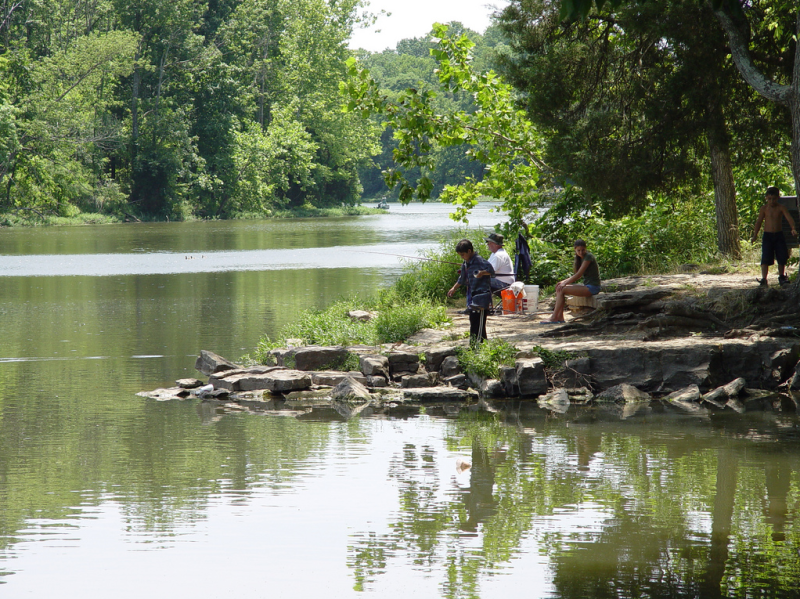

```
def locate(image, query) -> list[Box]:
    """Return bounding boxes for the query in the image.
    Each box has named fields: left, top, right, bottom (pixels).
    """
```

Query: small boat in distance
left=376, top=196, right=389, bottom=210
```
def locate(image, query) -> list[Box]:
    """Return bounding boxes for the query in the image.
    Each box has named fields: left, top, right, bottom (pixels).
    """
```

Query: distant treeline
left=0, top=0, right=378, bottom=220
left=354, top=23, right=508, bottom=201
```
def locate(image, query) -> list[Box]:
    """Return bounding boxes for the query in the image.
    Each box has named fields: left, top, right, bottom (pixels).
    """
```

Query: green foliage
left=1, top=0, right=378, bottom=221
left=528, top=186, right=719, bottom=284
left=392, top=227, right=491, bottom=303
left=343, top=23, right=544, bottom=226
left=353, top=24, right=508, bottom=201
left=252, top=293, right=450, bottom=362
left=529, top=345, right=576, bottom=369
left=373, top=291, right=449, bottom=343
left=455, top=338, right=519, bottom=380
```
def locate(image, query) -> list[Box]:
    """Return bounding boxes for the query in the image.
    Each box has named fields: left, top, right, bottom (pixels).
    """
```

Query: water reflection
left=344, top=410, right=800, bottom=598
left=2, top=206, right=800, bottom=597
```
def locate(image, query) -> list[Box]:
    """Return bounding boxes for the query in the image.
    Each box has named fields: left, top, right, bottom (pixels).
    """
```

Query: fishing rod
left=348, top=249, right=461, bottom=266
left=347, top=249, right=516, bottom=276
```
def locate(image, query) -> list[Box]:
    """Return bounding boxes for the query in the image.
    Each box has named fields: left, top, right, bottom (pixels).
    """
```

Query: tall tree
left=499, top=0, right=780, bottom=257
left=559, top=0, right=800, bottom=197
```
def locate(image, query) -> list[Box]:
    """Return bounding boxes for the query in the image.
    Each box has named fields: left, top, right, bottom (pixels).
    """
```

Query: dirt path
left=409, top=272, right=770, bottom=352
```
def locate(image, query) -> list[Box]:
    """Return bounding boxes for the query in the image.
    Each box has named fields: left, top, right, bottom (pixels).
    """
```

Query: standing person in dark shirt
left=447, top=239, right=495, bottom=344
left=543, top=239, right=601, bottom=324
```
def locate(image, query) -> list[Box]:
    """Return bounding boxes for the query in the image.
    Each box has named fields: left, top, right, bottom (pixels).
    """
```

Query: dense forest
left=345, top=0, right=798, bottom=263
left=0, top=0, right=379, bottom=220
left=1, top=0, right=798, bottom=254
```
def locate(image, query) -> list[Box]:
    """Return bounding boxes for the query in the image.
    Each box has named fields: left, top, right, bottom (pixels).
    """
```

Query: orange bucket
left=501, top=289, right=522, bottom=314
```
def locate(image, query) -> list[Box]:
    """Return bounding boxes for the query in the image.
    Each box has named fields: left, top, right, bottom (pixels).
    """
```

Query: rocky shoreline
left=139, top=272, right=800, bottom=420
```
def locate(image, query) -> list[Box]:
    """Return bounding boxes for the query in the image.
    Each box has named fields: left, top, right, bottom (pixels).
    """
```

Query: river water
left=1, top=203, right=799, bottom=598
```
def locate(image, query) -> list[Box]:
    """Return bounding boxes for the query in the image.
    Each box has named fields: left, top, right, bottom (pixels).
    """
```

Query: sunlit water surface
left=1, top=203, right=799, bottom=598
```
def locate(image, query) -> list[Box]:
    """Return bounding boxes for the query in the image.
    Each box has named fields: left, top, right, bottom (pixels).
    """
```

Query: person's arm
left=448, top=264, right=467, bottom=297
left=752, top=207, right=766, bottom=242
left=476, top=260, right=495, bottom=279
left=556, top=258, right=592, bottom=291
left=447, top=281, right=461, bottom=297
left=781, top=205, right=798, bottom=237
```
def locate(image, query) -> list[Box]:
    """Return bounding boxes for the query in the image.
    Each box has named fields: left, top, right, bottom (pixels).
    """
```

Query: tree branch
left=711, top=2, right=791, bottom=105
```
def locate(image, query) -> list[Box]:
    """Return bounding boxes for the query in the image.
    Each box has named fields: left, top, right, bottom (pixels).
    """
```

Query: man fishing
left=447, top=239, right=494, bottom=344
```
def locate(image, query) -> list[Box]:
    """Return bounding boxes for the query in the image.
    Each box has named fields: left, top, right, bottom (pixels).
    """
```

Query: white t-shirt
left=488, top=248, right=514, bottom=285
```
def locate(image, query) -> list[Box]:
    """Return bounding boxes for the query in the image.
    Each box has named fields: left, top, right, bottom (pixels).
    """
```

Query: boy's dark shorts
left=761, top=231, right=789, bottom=266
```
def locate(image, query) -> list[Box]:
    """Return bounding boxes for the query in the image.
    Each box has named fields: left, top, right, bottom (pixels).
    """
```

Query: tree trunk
left=790, top=92, right=800, bottom=198
left=707, top=131, right=740, bottom=258
left=131, top=50, right=140, bottom=150
left=712, top=3, right=798, bottom=196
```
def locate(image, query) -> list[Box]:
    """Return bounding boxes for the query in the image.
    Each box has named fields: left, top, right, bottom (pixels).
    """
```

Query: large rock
left=311, top=371, right=367, bottom=386
left=440, top=355, right=461, bottom=378
left=722, top=377, right=746, bottom=397
left=331, top=376, right=372, bottom=401
left=424, top=346, right=458, bottom=371
left=561, top=338, right=800, bottom=393
left=210, top=366, right=285, bottom=391
left=278, top=346, right=349, bottom=371
left=499, top=366, right=518, bottom=396
left=516, top=358, right=547, bottom=397
left=537, top=388, right=570, bottom=413
left=387, top=351, right=420, bottom=377
left=566, top=387, right=594, bottom=405
left=443, top=374, right=468, bottom=389
left=176, top=378, right=204, bottom=389
left=701, top=386, right=728, bottom=407
left=366, top=375, right=387, bottom=388
left=663, top=385, right=701, bottom=403
left=402, top=387, right=479, bottom=402
left=480, top=379, right=505, bottom=398
left=195, top=350, right=241, bottom=376
left=259, top=369, right=312, bottom=393
left=359, top=354, right=389, bottom=377
left=137, top=387, right=191, bottom=401
left=595, top=383, right=651, bottom=404
left=400, top=373, right=438, bottom=388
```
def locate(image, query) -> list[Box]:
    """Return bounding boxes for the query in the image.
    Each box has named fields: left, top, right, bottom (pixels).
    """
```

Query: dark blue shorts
left=761, top=231, right=789, bottom=266
left=585, top=284, right=601, bottom=295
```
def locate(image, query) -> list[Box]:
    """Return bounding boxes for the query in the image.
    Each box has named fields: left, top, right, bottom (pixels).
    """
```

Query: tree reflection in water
left=348, top=410, right=800, bottom=598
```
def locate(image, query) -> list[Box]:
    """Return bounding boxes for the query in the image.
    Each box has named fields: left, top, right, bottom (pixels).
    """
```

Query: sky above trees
left=349, top=0, right=508, bottom=52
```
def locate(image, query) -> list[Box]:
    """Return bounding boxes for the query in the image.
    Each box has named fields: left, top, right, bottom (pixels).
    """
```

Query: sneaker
left=779, top=275, right=790, bottom=286
left=757, top=278, right=768, bottom=287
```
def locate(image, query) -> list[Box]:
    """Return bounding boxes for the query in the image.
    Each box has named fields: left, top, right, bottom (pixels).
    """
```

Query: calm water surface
left=1, top=203, right=799, bottom=598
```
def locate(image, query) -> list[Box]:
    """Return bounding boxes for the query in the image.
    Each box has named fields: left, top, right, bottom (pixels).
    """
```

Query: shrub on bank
left=529, top=187, right=720, bottom=285
left=455, top=338, right=519, bottom=380
left=251, top=294, right=450, bottom=363
left=393, top=228, right=492, bottom=303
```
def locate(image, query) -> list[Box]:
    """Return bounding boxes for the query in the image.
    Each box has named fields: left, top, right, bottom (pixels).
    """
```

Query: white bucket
left=523, top=285, right=539, bottom=313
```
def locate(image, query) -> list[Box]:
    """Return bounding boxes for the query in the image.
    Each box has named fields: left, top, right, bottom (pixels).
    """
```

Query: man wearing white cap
left=485, top=233, right=514, bottom=291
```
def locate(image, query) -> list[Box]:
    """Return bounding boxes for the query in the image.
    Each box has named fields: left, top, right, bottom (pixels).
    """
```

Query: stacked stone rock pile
left=139, top=342, right=799, bottom=418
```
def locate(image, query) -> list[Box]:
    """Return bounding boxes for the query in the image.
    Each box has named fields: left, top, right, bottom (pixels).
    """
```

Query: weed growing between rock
left=456, top=339, right=519, bottom=380
left=530, top=345, right=577, bottom=369
left=250, top=295, right=449, bottom=363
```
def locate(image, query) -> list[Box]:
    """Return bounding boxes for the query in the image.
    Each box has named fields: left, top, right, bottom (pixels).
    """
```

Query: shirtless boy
left=752, top=186, right=798, bottom=286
